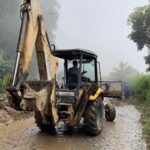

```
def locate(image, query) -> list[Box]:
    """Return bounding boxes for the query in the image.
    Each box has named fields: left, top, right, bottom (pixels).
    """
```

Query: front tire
left=105, top=104, right=116, bottom=121
left=84, top=98, right=104, bottom=136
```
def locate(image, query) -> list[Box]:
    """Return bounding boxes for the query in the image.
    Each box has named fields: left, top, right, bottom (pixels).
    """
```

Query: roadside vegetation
left=128, top=4, right=150, bottom=149
left=0, top=50, right=13, bottom=95
left=129, top=75, right=150, bottom=149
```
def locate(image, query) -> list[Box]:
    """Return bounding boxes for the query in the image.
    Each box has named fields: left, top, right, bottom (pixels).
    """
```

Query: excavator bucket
left=7, top=81, right=54, bottom=111
left=20, top=81, right=54, bottom=111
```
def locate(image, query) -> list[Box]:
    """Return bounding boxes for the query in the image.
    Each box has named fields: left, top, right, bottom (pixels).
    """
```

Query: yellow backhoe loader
left=7, top=0, right=116, bottom=135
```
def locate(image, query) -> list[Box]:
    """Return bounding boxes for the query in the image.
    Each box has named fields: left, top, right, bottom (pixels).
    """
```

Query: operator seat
left=67, top=73, right=78, bottom=90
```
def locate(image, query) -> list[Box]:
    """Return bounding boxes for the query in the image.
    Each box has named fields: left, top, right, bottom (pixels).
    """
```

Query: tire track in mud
left=0, top=100, right=147, bottom=150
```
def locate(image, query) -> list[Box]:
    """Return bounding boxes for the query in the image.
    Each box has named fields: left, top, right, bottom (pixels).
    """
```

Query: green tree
left=108, top=61, right=139, bottom=81
left=128, top=5, right=150, bottom=71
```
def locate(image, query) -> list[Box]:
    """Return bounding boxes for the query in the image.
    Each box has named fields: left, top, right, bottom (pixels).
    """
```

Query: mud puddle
left=0, top=99, right=147, bottom=150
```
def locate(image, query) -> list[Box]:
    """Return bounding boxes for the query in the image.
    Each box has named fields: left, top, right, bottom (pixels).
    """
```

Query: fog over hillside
left=51, top=0, right=149, bottom=76
left=0, top=0, right=149, bottom=78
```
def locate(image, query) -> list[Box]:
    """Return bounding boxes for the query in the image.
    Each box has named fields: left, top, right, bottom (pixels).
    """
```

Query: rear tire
left=84, top=98, right=104, bottom=136
left=105, top=104, right=116, bottom=121
left=34, top=111, right=55, bottom=133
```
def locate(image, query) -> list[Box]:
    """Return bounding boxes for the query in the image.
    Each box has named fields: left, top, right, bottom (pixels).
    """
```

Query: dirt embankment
left=0, top=99, right=32, bottom=124
left=0, top=98, right=147, bottom=150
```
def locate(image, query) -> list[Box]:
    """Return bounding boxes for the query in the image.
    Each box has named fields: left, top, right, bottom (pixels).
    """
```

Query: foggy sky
left=44, top=0, right=148, bottom=76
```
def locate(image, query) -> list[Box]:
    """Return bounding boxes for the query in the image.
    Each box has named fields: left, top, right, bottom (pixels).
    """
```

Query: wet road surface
left=0, top=100, right=147, bottom=150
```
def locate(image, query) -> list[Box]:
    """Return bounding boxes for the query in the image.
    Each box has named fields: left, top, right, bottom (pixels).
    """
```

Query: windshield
left=81, top=59, right=96, bottom=82
left=66, top=58, right=96, bottom=87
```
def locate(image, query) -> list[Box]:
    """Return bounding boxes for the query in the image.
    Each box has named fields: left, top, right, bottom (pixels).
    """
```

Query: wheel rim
left=105, top=108, right=109, bottom=118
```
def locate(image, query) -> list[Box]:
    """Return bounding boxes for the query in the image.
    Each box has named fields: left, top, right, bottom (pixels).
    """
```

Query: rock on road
left=0, top=99, right=147, bottom=150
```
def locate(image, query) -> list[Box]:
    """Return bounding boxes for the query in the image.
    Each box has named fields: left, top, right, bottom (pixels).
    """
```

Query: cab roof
left=53, top=49, right=97, bottom=60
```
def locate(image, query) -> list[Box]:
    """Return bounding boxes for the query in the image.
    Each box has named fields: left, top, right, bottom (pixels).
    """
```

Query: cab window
left=81, top=59, right=96, bottom=82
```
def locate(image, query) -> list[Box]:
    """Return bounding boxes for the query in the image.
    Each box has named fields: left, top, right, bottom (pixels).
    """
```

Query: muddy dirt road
left=0, top=99, right=147, bottom=150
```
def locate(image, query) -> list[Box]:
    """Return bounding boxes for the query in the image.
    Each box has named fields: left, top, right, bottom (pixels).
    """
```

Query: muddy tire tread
left=105, top=104, right=116, bottom=121
left=84, top=99, right=103, bottom=136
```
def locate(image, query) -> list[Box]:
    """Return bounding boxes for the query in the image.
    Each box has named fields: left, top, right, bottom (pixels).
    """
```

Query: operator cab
left=54, top=49, right=100, bottom=90
left=54, top=49, right=101, bottom=113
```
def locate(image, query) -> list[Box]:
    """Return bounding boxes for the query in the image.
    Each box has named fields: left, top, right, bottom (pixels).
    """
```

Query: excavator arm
left=14, top=0, right=58, bottom=83
left=7, top=0, right=58, bottom=123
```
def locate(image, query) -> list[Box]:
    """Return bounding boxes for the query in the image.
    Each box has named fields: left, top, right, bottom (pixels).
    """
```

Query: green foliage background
left=130, top=75, right=150, bottom=149
left=128, top=2, right=150, bottom=149
left=0, top=49, right=13, bottom=92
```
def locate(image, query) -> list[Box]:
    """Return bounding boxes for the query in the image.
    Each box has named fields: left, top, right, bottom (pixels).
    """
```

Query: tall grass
left=0, top=49, right=13, bottom=93
left=130, top=75, right=150, bottom=102
left=0, top=74, right=10, bottom=93
left=130, top=75, right=150, bottom=149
